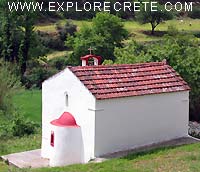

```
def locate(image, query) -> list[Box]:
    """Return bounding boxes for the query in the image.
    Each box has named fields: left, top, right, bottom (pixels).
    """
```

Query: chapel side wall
left=41, top=68, right=96, bottom=163
left=94, top=91, right=189, bottom=157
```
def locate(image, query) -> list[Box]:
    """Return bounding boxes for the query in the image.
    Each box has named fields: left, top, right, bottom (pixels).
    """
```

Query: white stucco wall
left=41, top=68, right=96, bottom=163
left=49, top=125, right=83, bottom=167
left=94, top=91, right=189, bottom=157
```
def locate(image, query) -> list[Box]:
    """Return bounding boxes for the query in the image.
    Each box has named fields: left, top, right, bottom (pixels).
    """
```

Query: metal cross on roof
left=88, top=46, right=94, bottom=55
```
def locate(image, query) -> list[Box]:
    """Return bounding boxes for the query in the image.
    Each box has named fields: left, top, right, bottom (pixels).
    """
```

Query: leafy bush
left=0, top=60, right=37, bottom=138
left=23, top=65, right=58, bottom=89
left=48, top=56, right=68, bottom=70
left=114, top=40, right=149, bottom=64
left=56, top=20, right=77, bottom=42
left=188, top=7, right=200, bottom=19
left=194, top=31, right=200, bottom=38
left=29, top=32, right=50, bottom=58
left=0, top=111, right=38, bottom=138
left=167, top=25, right=179, bottom=36
left=37, top=31, right=65, bottom=51
left=0, top=60, right=21, bottom=115
left=11, top=112, right=38, bottom=137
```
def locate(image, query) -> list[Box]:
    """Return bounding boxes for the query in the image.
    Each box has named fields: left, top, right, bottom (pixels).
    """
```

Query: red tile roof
left=69, top=62, right=190, bottom=100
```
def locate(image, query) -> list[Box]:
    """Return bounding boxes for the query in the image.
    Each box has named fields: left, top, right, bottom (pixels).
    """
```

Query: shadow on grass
left=121, top=145, right=180, bottom=161
left=140, top=30, right=168, bottom=37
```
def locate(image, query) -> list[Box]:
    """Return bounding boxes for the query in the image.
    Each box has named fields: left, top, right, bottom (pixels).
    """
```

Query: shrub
left=0, top=111, right=38, bottom=138
left=48, top=56, right=68, bottom=70
left=0, top=60, right=21, bottom=115
left=167, top=25, right=179, bottom=36
left=188, top=7, right=200, bottom=19
left=37, top=31, right=65, bottom=51
left=23, top=66, right=58, bottom=88
left=0, top=60, right=37, bottom=138
left=56, top=20, right=77, bottom=42
left=194, top=31, right=200, bottom=38
left=11, top=112, right=38, bottom=137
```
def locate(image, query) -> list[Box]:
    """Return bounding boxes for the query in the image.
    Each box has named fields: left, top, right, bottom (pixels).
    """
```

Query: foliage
left=0, top=60, right=21, bottom=115
left=188, top=6, right=200, bottom=19
left=11, top=112, right=38, bottom=137
left=102, top=60, right=114, bottom=65
left=29, top=32, right=50, bottom=58
left=0, top=0, right=22, bottom=63
left=22, top=54, right=70, bottom=88
left=37, top=31, right=64, bottom=51
left=92, top=12, right=129, bottom=47
left=23, top=64, right=58, bottom=89
left=0, top=60, right=37, bottom=138
left=67, top=12, right=129, bottom=64
left=136, top=1, right=173, bottom=34
left=37, top=21, right=77, bottom=52
left=56, top=20, right=77, bottom=42
left=0, top=111, right=38, bottom=138
left=19, top=7, right=37, bottom=76
left=114, top=40, right=150, bottom=64
left=167, top=25, right=179, bottom=36
left=48, top=56, right=68, bottom=70
left=0, top=0, right=37, bottom=76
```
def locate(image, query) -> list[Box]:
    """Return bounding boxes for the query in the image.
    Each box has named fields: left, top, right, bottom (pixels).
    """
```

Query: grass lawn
left=0, top=132, right=41, bottom=172
left=35, top=20, right=92, bottom=33
left=13, top=90, right=42, bottom=123
left=1, top=141, right=200, bottom=172
left=35, top=18, right=200, bottom=59
left=35, top=19, right=200, bottom=42
left=45, top=50, right=73, bottom=60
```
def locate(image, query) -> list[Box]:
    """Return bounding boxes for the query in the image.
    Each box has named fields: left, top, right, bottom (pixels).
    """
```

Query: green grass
left=35, top=20, right=92, bottom=33
left=0, top=90, right=42, bottom=171
left=13, top=90, right=42, bottom=123
left=0, top=132, right=41, bottom=156
left=35, top=19, right=200, bottom=42
left=1, top=142, right=200, bottom=172
left=35, top=18, right=200, bottom=58
left=0, top=132, right=41, bottom=172
left=45, top=50, right=72, bottom=60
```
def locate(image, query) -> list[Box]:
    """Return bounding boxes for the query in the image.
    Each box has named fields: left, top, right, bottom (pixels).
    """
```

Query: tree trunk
left=20, top=15, right=32, bottom=76
left=151, top=24, right=155, bottom=35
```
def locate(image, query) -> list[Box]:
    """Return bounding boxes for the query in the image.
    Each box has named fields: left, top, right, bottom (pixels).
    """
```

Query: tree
left=93, top=12, right=129, bottom=47
left=66, top=12, right=129, bottom=64
left=136, top=1, right=173, bottom=34
left=0, top=0, right=37, bottom=76
left=19, top=10, right=36, bottom=76
left=0, top=0, right=22, bottom=62
left=113, top=40, right=150, bottom=64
